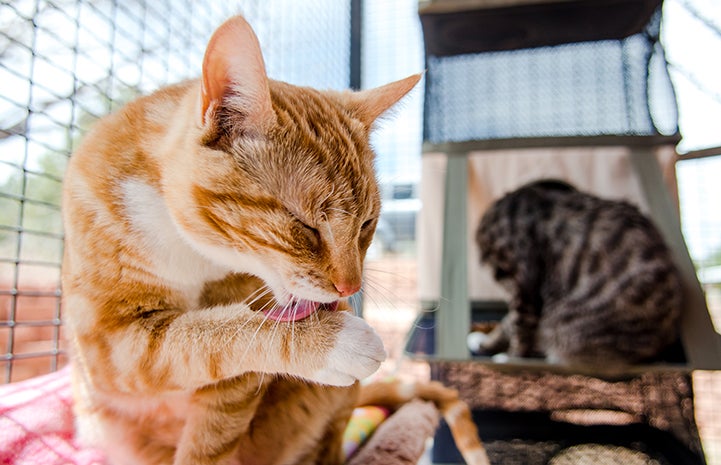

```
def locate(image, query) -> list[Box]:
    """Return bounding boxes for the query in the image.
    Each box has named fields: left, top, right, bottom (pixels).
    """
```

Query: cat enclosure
left=405, top=0, right=721, bottom=463
left=409, top=0, right=720, bottom=369
left=2, top=0, right=721, bottom=464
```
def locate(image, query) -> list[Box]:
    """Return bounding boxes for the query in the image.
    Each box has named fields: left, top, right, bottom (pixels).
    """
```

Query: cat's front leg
left=156, top=304, right=385, bottom=390
left=505, top=294, right=540, bottom=358
left=173, top=373, right=269, bottom=465
left=72, top=295, right=386, bottom=394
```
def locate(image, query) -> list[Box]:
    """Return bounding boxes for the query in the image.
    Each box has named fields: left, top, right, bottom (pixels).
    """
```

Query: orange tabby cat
left=62, top=15, right=488, bottom=465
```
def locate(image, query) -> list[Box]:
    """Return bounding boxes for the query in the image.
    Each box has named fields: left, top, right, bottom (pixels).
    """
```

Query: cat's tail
left=357, top=379, right=490, bottom=465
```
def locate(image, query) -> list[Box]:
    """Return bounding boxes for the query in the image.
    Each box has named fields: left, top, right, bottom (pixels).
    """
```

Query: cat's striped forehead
left=268, top=81, right=370, bottom=168
left=264, top=81, right=380, bottom=219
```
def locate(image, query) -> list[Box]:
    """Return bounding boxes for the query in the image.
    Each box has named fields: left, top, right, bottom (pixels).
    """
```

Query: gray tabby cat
left=468, top=179, right=683, bottom=365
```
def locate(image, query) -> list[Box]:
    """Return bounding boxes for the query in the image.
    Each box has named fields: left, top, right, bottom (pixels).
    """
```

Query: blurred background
left=0, top=0, right=720, bottom=462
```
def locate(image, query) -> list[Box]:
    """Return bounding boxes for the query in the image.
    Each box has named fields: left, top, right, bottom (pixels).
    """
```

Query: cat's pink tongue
left=263, top=300, right=339, bottom=322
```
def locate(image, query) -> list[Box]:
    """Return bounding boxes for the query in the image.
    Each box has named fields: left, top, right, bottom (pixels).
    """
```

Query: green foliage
left=706, top=245, right=721, bottom=267
left=0, top=152, right=65, bottom=263
left=0, top=80, right=141, bottom=264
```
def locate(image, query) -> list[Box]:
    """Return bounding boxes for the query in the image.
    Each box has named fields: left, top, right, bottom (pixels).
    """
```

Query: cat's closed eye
left=359, top=218, right=377, bottom=244
left=285, top=209, right=321, bottom=249
left=299, top=221, right=321, bottom=247
left=361, top=218, right=376, bottom=232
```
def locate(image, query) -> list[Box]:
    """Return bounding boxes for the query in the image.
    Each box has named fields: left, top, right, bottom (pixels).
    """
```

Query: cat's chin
left=263, top=299, right=339, bottom=322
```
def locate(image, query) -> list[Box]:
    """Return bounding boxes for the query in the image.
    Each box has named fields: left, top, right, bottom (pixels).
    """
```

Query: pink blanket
left=0, top=369, right=399, bottom=465
left=0, top=367, right=106, bottom=465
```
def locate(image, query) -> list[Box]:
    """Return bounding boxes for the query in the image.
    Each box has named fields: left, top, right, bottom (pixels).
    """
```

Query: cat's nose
left=334, top=281, right=361, bottom=297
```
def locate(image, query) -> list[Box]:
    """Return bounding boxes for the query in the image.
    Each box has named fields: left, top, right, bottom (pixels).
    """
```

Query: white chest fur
left=119, top=179, right=228, bottom=297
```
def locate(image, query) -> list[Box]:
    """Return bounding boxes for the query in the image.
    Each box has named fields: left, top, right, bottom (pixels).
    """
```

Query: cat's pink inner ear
left=351, top=73, right=423, bottom=128
left=200, top=15, right=275, bottom=132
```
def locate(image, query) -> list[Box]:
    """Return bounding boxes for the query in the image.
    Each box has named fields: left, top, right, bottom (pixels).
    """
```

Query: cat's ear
left=347, top=73, right=423, bottom=128
left=200, top=15, right=276, bottom=134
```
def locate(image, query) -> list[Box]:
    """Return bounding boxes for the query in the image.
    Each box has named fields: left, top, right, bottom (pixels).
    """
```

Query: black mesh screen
left=422, top=7, right=679, bottom=143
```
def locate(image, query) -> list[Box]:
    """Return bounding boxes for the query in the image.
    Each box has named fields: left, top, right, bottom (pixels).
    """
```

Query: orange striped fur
left=62, top=14, right=485, bottom=465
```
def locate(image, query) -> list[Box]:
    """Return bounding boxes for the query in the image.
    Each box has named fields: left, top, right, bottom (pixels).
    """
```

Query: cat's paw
left=491, top=352, right=511, bottom=363
left=467, top=331, right=489, bottom=353
left=309, top=313, right=386, bottom=386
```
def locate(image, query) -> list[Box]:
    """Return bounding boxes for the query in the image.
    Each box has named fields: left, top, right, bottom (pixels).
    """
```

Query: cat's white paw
left=467, top=331, right=489, bottom=352
left=491, top=352, right=510, bottom=363
left=309, top=313, right=386, bottom=386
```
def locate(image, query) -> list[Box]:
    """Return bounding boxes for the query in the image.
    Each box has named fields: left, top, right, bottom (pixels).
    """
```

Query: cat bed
left=433, top=410, right=703, bottom=465
left=428, top=360, right=706, bottom=465
left=0, top=367, right=438, bottom=465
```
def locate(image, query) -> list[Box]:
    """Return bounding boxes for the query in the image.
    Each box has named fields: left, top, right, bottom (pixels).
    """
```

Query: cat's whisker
left=290, top=314, right=297, bottom=361
left=361, top=276, right=411, bottom=311
left=217, top=287, right=276, bottom=344
left=241, top=284, right=268, bottom=300
left=363, top=266, right=418, bottom=290
left=237, top=307, right=280, bottom=366
left=224, top=295, right=274, bottom=339
left=256, top=298, right=277, bottom=314
left=240, top=283, right=275, bottom=310
left=262, top=308, right=287, bottom=376
left=364, top=265, right=415, bottom=278
left=242, top=285, right=273, bottom=308
left=347, top=295, right=362, bottom=316
left=213, top=285, right=274, bottom=342
left=326, top=206, right=358, bottom=218
left=256, top=312, right=280, bottom=386
left=357, top=287, right=399, bottom=321
left=326, top=193, right=356, bottom=203
left=256, top=373, right=267, bottom=393
left=221, top=314, right=256, bottom=347
left=322, top=221, right=336, bottom=245
left=318, top=185, right=336, bottom=210
left=307, top=304, right=323, bottom=328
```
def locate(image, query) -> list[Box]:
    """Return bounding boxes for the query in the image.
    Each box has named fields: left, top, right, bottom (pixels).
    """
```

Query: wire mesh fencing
left=0, top=0, right=241, bottom=383
left=0, top=0, right=356, bottom=384
left=422, top=4, right=679, bottom=143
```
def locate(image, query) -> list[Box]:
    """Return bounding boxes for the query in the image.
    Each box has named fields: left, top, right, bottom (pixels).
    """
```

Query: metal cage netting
left=422, top=6, right=679, bottom=143
left=0, top=0, right=353, bottom=383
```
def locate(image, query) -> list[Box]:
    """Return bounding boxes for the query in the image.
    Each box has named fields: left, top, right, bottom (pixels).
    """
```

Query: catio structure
left=1, top=0, right=721, bottom=463
left=408, top=0, right=721, bottom=463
